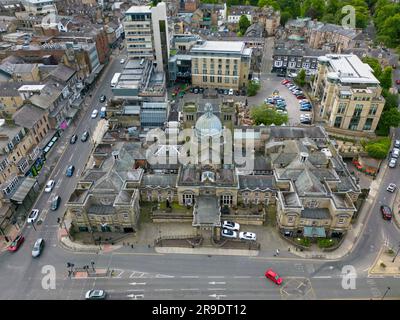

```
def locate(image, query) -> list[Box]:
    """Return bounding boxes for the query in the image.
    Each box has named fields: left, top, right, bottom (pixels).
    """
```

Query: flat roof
left=18, top=84, right=46, bottom=91
left=126, top=5, right=151, bottom=14
left=191, top=41, right=245, bottom=54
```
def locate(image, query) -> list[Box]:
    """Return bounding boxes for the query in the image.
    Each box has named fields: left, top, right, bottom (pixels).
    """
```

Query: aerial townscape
left=0, top=0, right=400, bottom=303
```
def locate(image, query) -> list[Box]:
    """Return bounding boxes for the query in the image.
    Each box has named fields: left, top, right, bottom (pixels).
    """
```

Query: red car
left=296, top=95, right=306, bottom=100
left=8, top=235, right=24, bottom=252
left=265, top=268, right=283, bottom=285
left=281, top=79, right=291, bottom=85
left=380, top=205, right=392, bottom=220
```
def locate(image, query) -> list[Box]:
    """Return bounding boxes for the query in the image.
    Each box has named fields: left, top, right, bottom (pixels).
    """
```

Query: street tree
left=376, top=107, right=400, bottom=136
left=295, top=69, right=306, bottom=87
left=251, top=105, right=288, bottom=125
left=247, top=80, right=261, bottom=96
left=379, top=66, right=393, bottom=90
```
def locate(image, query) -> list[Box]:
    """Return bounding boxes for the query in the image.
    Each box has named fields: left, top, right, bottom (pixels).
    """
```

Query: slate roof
left=239, top=175, right=275, bottom=190
left=294, top=169, right=326, bottom=195
left=142, top=174, right=177, bottom=188
left=87, top=205, right=115, bottom=215
left=12, top=104, right=45, bottom=129
left=301, top=208, right=331, bottom=219
left=49, top=64, right=76, bottom=83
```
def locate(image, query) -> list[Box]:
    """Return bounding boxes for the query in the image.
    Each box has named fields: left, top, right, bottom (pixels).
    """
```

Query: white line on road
left=181, top=276, right=199, bottom=278
left=180, top=288, right=199, bottom=291
left=207, top=276, right=225, bottom=278
left=233, top=276, right=251, bottom=279
left=155, top=288, right=173, bottom=292
left=207, top=288, right=226, bottom=291
left=312, top=276, right=332, bottom=279
left=208, top=282, right=226, bottom=285
left=68, top=154, right=73, bottom=162
left=129, top=282, right=146, bottom=285
left=126, top=289, right=144, bottom=292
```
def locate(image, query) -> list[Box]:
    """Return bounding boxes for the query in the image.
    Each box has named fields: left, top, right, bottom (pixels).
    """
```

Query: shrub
left=317, top=238, right=336, bottom=248
left=295, top=237, right=311, bottom=247
left=247, top=80, right=261, bottom=97
left=380, top=262, right=386, bottom=268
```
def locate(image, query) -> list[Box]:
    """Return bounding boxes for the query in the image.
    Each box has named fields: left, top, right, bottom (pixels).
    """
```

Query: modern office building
left=124, top=3, right=170, bottom=73
left=311, top=54, right=385, bottom=135
left=190, top=40, right=252, bottom=90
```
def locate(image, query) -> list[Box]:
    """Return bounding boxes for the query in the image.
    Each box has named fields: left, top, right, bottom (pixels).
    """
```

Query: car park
left=8, top=235, right=24, bottom=252
left=389, top=158, right=397, bottom=168
left=222, top=220, right=240, bottom=231
left=70, top=134, right=77, bottom=144
left=66, top=165, right=75, bottom=177
left=221, top=229, right=238, bottom=239
left=239, top=232, right=256, bottom=241
left=44, top=180, right=55, bottom=192
left=32, top=238, right=45, bottom=258
left=387, top=183, right=397, bottom=192
left=27, top=209, right=39, bottom=223
left=265, top=268, right=283, bottom=285
left=51, top=195, right=61, bottom=211
left=91, top=109, right=98, bottom=118
left=81, top=131, right=89, bottom=142
left=380, top=205, right=392, bottom=220
left=85, top=290, right=107, bottom=300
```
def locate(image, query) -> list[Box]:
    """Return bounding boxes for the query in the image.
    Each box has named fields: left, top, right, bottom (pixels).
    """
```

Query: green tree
left=280, top=11, right=292, bottom=26
left=380, top=66, right=393, bottom=90
left=239, top=15, right=251, bottom=34
left=258, top=0, right=279, bottom=9
left=295, top=69, right=306, bottom=87
left=302, top=0, right=326, bottom=20
left=251, top=105, right=289, bottom=125
left=383, top=93, right=399, bottom=111
left=365, top=137, right=391, bottom=159
left=362, top=57, right=382, bottom=78
left=247, top=80, right=261, bottom=96
left=376, top=108, right=400, bottom=136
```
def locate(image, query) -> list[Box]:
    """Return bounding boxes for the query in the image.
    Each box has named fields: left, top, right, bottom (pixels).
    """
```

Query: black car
left=241, top=89, right=247, bottom=96
left=100, top=95, right=106, bottom=103
left=199, top=87, right=204, bottom=94
left=51, top=195, right=61, bottom=211
left=189, top=87, right=194, bottom=93
left=81, top=131, right=89, bottom=142
left=223, top=89, right=229, bottom=95
left=70, top=134, right=77, bottom=144
left=218, top=88, right=224, bottom=94
left=235, top=90, right=240, bottom=96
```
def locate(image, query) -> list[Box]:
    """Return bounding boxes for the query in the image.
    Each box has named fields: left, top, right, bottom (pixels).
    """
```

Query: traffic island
left=369, top=246, right=400, bottom=276
left=70, top=268, right=113, bottom=279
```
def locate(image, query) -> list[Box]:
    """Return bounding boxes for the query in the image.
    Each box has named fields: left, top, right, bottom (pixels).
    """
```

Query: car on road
left=239, top=232, right=256, bottom=241
left=380, top=205, right=392, bottom=220
left=8, top=235, right=24, bottom=252
left=51, top=195, right=61, bottom=211
left=222, top=220, right=240, bottom=231
left=120, top=58, right=125, bottom=64
left=44, top=180, right=55, bottom=192
left=32, top=238, right=45, bottom=258
left=265, top=268, right=283, bottom=285
left=66, top=165, right=75, bottom=177
left=99, top=95, right=106, bottom=103
left=229, top=88, right=234, bottom=95
left=70, top=134, right=77, bottom=144
left=27, top=209, right=39, bottom=224
left=85, top=290, right=107, bottom=300
left=81, top=131, right=89, bottom=142
left=395, top=140, right=400, bottom=148
left=91, top=109, right=98, bottom=118
left=389, top=158, right=397, bottom=168
left=387, top=183, right=397, bottom=192
left=221, top=229, right=237, bottom=239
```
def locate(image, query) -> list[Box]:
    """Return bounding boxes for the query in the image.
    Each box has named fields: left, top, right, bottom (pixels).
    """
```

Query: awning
left=10, top=177, right=36, bottom=204
left=303, top=226, right=326, bottom=238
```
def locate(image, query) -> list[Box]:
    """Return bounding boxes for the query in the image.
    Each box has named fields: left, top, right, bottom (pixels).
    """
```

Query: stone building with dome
left=66, top=102, right=361, bottom=240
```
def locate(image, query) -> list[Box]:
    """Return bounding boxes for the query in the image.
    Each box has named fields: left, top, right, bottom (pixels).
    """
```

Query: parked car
left=70, top=134, right=77, bottom=144
left=85, top=290, right=107, bottom=300
left=396, top=79, right=400, bottom=85
left=91, top=109, right=98, bottom=119
left=281, top=79, right=291, bottom=85
left=99, top=95, right=106, bottom=103
left=32, top=238, right=45, bottom=258
left=221, top=229, right=238, bottom=239
left=240, top=89, right=247, bottom=96
left=395, top=140, right=400, bottom=148
left=199, top=87, right=204, bottom=94
left=81, top=131, right=89, bottom=142
left=380, top=205, right=392, bottom=220
left=222, top=220, right=240, bottom=231
left=193, top=87, right=199, bottom=94
left=120, top=58, right=125, bottom=64
left=218, top=88, right=224, bottom=94
left=27, top=209, right=39, bottom=224
left=389, top=158, right=397, bottom=168
left=8, top=235, right=24, bottom=252
left=265, top=268, right=283, bottom=285
left=235, top=90, right=240, bottom=96
left=239, top=232, right=256, bottom=241
left=387, top=183, right=397, bottom=192
left=300, top=106, right=312, bottom=111
left=66, top=165, right=75, bottom=177
left=229, top=88, right=234, bottom=95
left=51, top=195, right=61, bottom=211
left=296, top=95, right=306, bottom=99
left=223, top=89, right=229, bottom=95
left=392, top=148, right=400, bottom=158
left=44, top=180, right=55, bottom=192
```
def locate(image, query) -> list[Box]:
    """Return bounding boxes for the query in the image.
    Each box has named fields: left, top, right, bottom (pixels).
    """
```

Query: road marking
left=209, top=294, right=226, bottom=299
left=156, top=274, right=175, bottom=278
left=126, top=294, right=144, bottom=299
left=208, top=281, right=226, bottom=285
left=207, top=288, right=226, bottom=291
left=233, top=276, right=251, bottom=279
left=129, top=282, right=146, bottom=285
left=312, top=276, right=332, bottom=279
left=181, top=276, right=199, bottom=279
left=207, top=276, right=225, bottom=278
left=126, top=289, right=144, bottom=292
left=181, top=288, right=199, bottom=291
left=155, top=288, right=173, bottom=292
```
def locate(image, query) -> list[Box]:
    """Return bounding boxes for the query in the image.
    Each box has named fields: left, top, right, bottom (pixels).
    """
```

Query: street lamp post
left=382, top=287, right=391, bottom=300
left=392, top=244, right=400, bottom=263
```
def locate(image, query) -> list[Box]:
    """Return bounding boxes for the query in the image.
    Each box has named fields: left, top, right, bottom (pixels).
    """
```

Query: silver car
left=221, top=229, right=238, bottom=239
left=85, top=290, right=107, bottom=300
left=32, top=238, right=44, bottom=257
left=389, top=158, right=397, bottom=168
left=239, top=232, right=257, bottom=241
